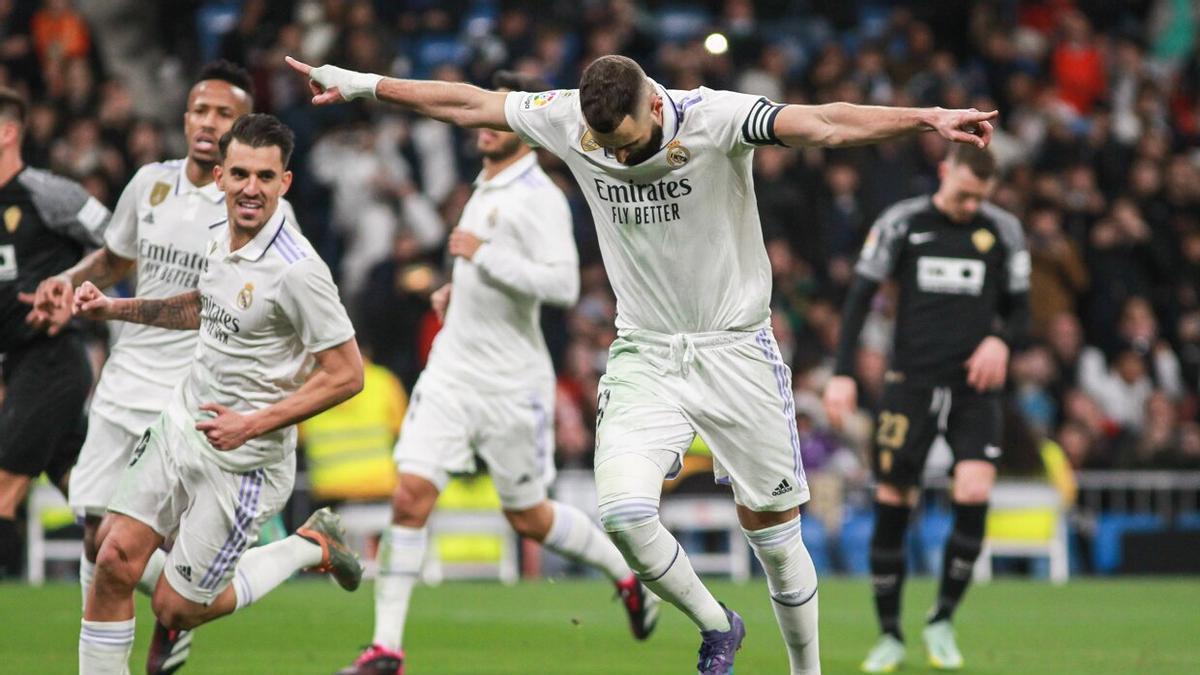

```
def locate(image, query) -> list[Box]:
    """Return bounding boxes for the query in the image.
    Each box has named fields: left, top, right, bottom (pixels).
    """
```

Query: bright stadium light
left=704, top=32, right=729, bottom=55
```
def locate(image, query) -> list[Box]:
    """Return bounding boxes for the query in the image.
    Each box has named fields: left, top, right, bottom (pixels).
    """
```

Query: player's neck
left=0, top=150, right=24, bottom=187
left=930, top=191, right=965, bottom=225
left=185, top=156, right=216, bottom=188
left=481, top=147, right=531, bottom=180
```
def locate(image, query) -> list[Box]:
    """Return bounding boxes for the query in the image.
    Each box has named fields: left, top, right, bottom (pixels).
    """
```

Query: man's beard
left=623, top=121, right=663, bottom=166
left=481, top=136, right=524, bottom=161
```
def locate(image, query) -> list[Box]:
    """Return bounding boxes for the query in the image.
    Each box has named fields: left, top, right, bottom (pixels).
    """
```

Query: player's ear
left=938, top=161, right=948, bottom=182
left=280, top=170, right=293, bottom=196
left=212, top=163, right=223, bottom=187
left=649, top=92, right=663, bottom=125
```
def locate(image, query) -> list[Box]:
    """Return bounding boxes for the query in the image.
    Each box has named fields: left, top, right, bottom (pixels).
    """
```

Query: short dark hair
left=0, top=86, right=27, bottom=126
left=579, top=55, right=647, bottom=133
left=492, top=70, right=550, bottom=94
left=946, top=143, right=997, bottom=180
left=195, top=60, right=255, bottom=100
left=218, top=114, right=295, bottom=167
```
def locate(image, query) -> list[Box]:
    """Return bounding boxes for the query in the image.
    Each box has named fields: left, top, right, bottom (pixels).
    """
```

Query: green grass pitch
left=2, top=577, right=1197, bottom=673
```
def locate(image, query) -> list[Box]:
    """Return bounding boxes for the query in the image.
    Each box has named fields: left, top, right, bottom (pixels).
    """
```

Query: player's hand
left=73, top=281, right=114, bottom=321
left=195, top=403, right=259, bottom=451
left=284, top=56, right=381, bottom=105
left=823, top=375, right=858, bottom=430
left=431, top=283, right=452, bottom=322
left=448, top=229, right=483, bottom=261
left=929, top=108, right=997, bottom=149
left=20, top=274, right=74, bottom=335
left=965, top=336, right=1010, bottom=392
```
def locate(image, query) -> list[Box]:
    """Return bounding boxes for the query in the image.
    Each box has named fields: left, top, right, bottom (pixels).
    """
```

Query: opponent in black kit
left=0, top=87, right=110, bottom=577
left=824, top=145, right=1029, bottom=671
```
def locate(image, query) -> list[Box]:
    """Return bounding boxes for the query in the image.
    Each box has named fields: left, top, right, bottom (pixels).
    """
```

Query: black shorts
left=870, top=381, right=1002, bottom=488
left=0, top=333, right=91, bottom=485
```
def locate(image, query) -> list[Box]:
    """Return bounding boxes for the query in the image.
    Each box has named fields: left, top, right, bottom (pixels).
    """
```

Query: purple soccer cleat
left=697, top=604, right=746, bottom=675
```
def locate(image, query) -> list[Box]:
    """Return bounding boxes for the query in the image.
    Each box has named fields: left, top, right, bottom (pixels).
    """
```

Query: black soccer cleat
left=146, top=620, right=194, bottom=674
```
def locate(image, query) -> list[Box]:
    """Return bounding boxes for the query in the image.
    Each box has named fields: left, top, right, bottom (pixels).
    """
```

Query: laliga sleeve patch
left=519, top=90, right=560, bottom=112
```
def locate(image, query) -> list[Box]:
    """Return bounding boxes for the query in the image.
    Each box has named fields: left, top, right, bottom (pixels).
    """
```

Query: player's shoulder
left=267, top=218, right=318, bottom=268
left=17, top=165, right=89, bottom=200
left=510, top=88, right=580, bottom=119
left=980, top=201, right=1024, bottom=244
left=874, top=195, right=931, bottom=233
left=123, top=159, right=184, bottom=198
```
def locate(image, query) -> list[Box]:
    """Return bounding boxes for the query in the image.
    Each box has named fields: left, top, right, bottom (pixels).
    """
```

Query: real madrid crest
left=580, top=130, right=599, bottom=152
left=971, top=228, right=996, bottom=253
left=149, top=182, right=171, bottom=207
left=236, top=282, right=254, bottom=310
left=3, top=206, right=20, bottom=233
left=665, top=140, right=691, bottom=168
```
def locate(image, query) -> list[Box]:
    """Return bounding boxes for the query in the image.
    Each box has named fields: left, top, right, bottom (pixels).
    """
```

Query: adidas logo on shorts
left=771, top=479, right=793, bottom=497
left=175, top=564, right=192, bottom=582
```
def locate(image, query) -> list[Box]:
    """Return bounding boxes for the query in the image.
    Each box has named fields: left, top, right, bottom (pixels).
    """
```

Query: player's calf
left=742, top=516, right=821, bottom=674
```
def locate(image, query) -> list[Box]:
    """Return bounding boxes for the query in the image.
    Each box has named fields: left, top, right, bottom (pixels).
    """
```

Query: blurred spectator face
left=1114, top=350, right=1146, bottom=384
left=1119, top=296, right=1157, bottom=345
left=1057, top=421, right=1092, bottom=468
left=1064, top=388, right=1104, bottom=429
left=1012, top=345, right=1057, bottom=387
left=1129, top=159, right=1161, bottom=197
left=1028, top=207, right=1063, bottom=243
left=935, top=161, right=994, bottom=224
left=1145, top=391, right=1177, bottom=428
left=184, top=80, right=251, bottom=169
left=1048, top=312, right=1082, bottom=360
left=825, top=163, right=858, bottom=195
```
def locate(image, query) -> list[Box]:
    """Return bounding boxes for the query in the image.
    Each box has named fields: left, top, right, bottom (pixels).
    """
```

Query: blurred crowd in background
left=2, top=0, right=1199, bottom=492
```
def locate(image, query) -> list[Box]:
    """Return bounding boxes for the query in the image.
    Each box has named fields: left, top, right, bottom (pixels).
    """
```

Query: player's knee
left=504, top=505, right=552, bottom=540
left=82, top=519, right=102, bottom=562
left=390, top=486, right=431, bottom=527
left=93, top=538, right=140, bottom=590
left=953, top=482, right=991, bottom=505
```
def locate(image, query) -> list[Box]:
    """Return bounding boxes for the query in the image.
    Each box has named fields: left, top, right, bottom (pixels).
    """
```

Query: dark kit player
left=0, top=86, right=111, bottom=577
left=824, top=144, right=1030, bottom=672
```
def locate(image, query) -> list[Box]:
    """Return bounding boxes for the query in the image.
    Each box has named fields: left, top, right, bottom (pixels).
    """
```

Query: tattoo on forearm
left=114, top=291, right=201, bottom=329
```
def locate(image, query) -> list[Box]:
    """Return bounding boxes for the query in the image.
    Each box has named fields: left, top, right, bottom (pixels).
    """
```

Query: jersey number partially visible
left=875, top=411, right=910, bottom=450
left=0, top=244, right=16, bottom=282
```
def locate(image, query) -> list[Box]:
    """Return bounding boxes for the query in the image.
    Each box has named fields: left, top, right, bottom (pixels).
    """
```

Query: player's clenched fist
left=73, top=281, right=114, bottom=320
left=195, top=403, right=259, bottom=451
left=20, top=274, right=75, bottom=335
left=447, top=228, right=483, bottom=260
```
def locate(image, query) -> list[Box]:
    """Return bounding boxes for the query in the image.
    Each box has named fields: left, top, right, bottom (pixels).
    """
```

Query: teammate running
left=75, top=114, right=364, bottom=675
left=287, top=53, right=995, bottom=674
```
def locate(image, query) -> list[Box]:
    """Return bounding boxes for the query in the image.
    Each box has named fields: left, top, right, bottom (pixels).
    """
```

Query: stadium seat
left=915, top=507, right=953, bottom=575
left=25, top=482, right=82, bottom=585
left=1091, top=513, right=1166, bottom=574
left=975, top=482, right=1071, bottom=584
left=1176, top=512, right=1200, bottom=531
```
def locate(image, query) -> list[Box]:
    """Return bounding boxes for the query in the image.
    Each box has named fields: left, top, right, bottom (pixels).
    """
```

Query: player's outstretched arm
left=196, top=338, right=364, bottom=451
left=21, top=247, right=135, bottom=335
left=73, top=281, right=200, bottom=330
left=284, top=56, right=511, bottom=130
left=774, top=103, right=997, bottom=149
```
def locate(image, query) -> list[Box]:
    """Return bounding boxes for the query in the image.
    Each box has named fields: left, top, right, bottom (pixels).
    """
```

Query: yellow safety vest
left=299, top=362, right=406, bottom=501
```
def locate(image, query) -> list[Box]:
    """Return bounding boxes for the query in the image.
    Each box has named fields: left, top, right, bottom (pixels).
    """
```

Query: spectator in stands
left=1027, top=203, right=1089, bottom=336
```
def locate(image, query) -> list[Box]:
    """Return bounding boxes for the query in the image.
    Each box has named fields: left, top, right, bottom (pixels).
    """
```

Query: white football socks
left=79, top=617, right=134, bottom=675
left=233, top=535, right=324, bottom=611
left=744, top=518, right=821, bottom=674
left=542, top=501, right=630, bottom=581
left=597, top=453, right=729, bottom=633
left=372, top=525, right=427, bottom=651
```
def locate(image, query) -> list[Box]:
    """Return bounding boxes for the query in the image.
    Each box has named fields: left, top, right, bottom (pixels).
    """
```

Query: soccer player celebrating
left=287, top=53, right=995, bottom=674
left=25, top=60, right=279, bottom=673
left=336, top=70, right=658, bottom=675
left=0, top=86, right=110, bottom=577
left=74, top=114, right=365, bottom=675
left=824, top=145, right=1029, bottom=672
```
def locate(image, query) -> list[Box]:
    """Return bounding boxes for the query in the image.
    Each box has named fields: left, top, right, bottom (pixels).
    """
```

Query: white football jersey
left=92, top=159, right=297, bottom=434
left=425, top=152, right=578, bottom=390
left=170, top=207, right=355, bottom=472
left=504, top=83, right=784, bottom=334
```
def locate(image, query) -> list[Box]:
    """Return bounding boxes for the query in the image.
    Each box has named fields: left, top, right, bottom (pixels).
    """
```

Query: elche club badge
left=972, top=228, right=996, bottom=253
left=236, top=282, right=254, bottom=310
left=3, top=206, right=20, bottom=233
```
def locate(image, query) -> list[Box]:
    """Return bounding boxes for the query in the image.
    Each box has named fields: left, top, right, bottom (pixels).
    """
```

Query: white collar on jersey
left=174, top=159, right=226, bottom=203
left=473, top=151, right=538, bottom=189
left=222, top=206, right=288, bottom=262
left=653, top=79, right=681, bottom=146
